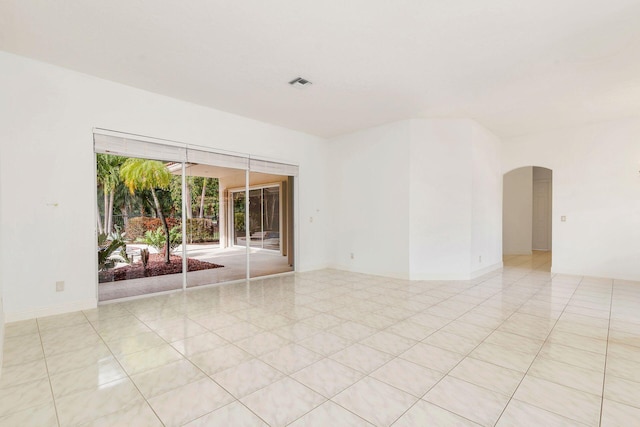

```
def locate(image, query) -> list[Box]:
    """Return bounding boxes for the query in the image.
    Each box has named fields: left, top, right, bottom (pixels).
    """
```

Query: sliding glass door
left=249, top=174, right=293, bottom=278
left=96, top=153, right=184, bottom=301
left=185, top=163, right=248, bottom=288
left=230, top=184, right=282, bottom=251
left=95, top=131, right=297, bottom=302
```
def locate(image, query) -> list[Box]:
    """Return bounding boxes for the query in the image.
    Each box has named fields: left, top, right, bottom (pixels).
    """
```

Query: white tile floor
left=2, top=251, right=640, bottom=426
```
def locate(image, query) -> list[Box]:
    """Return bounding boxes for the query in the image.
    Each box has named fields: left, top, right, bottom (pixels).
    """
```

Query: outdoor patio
left=99, top=244, right=292, bottom=301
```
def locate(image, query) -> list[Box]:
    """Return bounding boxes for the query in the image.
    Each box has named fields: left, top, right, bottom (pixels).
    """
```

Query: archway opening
left=503, top=166, right=553, bottom=271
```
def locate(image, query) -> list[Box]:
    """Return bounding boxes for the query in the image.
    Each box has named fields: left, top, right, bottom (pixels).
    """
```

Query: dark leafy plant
left=97, top=227, right=128, bottom=270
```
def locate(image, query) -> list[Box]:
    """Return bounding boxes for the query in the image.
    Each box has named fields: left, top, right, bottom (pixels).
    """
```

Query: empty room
left=1, top=1, right=639, bottom=426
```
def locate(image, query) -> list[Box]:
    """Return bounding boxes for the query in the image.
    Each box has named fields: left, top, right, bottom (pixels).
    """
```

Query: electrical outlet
left=350, top=253, right=354, bottom=260
left=309, top=216, right=313, bottom=223
left=479, top=255, right=482, bottom=263
left=56, top=281, right=64, bottom=292
left=561, top=216, right=567, bottom=222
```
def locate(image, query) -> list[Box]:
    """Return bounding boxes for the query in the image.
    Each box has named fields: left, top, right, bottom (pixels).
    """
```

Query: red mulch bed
left=99, top=254, right=223, bottom=283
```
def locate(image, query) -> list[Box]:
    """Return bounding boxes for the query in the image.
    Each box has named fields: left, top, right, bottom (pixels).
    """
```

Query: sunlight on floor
left=503, top=251, right=551, bottom=272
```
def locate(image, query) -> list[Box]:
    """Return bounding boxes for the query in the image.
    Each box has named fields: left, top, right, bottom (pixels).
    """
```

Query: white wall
left=502, top=118, right=640, bottom=281
left=470, top=123, right=503, bottom=276
left=327, top=121, right=411, bottom=278
left=409, top=120, right=473, bottom=279
left=0, top=52, right=329, bottom=321
left=0, top=168, right=4, bottom=375
left=503, top=167, right=533, bottom=255
left=327, top=118, right=503, bottom=280
left=409, top=119, right=502, bottom=279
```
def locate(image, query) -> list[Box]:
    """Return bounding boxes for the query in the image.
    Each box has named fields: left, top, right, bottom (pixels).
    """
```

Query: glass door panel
left=262, top=186, right=281, bottom=251
left=232, top=190, right=246, bottom=246
left=97, top=153, right=183, bottom=301
left=248, top=188, right=263, bottom=248
left=186, top=165, right=247, bottom=287
left=248, top=172, right=294, bottom=278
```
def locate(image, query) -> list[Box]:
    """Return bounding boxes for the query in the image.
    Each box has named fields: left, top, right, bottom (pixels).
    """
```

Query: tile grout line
left=36, top=318, right=62, bottom=427
left=7, top=258, right=633, bottom=426
left=239, top=281, right=381, bottom=426
left=492, top=274, right=600, bottom=426
left=129, top=285, right=364, bottom=426
left=385, top=270, right=533, bottom=425
left=83, top=307, right=169, bottom=426
left=125, top=300, right=274, bottom=426
left=484, top=275, right=584, bottom=425
left=281, top=274, right=499, bottom=426
left=258, top=279, right=356, bottom=425
left=598, top=279, right=614, bottom=427
left=105, top=302, right=266, bottom=426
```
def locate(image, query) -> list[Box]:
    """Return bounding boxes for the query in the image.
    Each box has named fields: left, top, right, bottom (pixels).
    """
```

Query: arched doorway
left=503, top=166, right=552, bottom=271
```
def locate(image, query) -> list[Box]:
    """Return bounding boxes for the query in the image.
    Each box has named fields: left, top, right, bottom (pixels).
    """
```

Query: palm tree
left=198, top=177, right=207, bottom=218
left=96, top=154, right=126, bottom=234
left=120, top=158, right=173, bottom=264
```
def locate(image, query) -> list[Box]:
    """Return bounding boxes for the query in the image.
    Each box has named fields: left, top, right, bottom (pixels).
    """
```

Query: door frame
left=228, top=181, right=283, bottom=254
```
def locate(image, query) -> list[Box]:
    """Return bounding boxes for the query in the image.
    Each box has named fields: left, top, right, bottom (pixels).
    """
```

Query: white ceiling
left=2, top=0, right=640, bottom=138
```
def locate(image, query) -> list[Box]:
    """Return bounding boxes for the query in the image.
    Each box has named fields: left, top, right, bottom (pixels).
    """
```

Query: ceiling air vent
left=289, top=77, right=312, bottom=88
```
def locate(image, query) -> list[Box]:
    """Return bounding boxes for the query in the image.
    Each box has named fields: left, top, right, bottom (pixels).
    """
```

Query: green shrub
left=125, top=217, right=145, bottom=241
left=137, top=226, right=182, bottom=253
left=234, top=212, right=245, bottom=234
left=185, top=218, right=218, bottom=243
left=125, top=216, right=180, bottom=241
left=126, top=217, right=217, bottom=244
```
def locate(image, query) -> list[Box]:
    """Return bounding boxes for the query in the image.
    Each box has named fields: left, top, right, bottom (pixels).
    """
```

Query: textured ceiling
left=2, top=0, right=640, bottom=138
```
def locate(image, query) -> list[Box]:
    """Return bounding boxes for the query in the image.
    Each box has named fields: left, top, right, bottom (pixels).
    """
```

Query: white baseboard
left=409, top=272, right=472, bottom=280
left=470, top=262, right=504, bottom=279
left=5, top=298, right=97, bottom=323
left=327, top=264, right=410, bottom=280
left=296, top=263, right=331, bottom=273
left=0, top=296, right=4, bottom=378
left=408, top=262, right=503, bottom=281
left=298, top=262, right=505, bottom=282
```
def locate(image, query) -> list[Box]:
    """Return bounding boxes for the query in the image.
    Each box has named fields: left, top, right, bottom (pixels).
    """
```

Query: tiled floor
left=2, top=251, right=640, bottom=426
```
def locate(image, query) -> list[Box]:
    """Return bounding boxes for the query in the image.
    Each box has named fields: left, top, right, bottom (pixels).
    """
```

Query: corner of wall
left=470, top=262, right=503, bottom=280
left=0, top=296, right=4, bottom=378
left=0, top=166, right=4, bottom=377
left=409, top=118, right=504, bottom=280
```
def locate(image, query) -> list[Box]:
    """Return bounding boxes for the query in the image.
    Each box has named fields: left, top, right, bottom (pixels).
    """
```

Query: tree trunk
left=103, top=191, right=109, bottom=234
left=150, top=188, right=171, bottom=264
left=120, top=206, right=129, bottom=229
left=107, top=189, right=115, bottom=234
left=97, top=201, right=104, bottom=234
left=186, top=182, right=193, bottom=219
left=199, top=178, right=207, bottom=218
